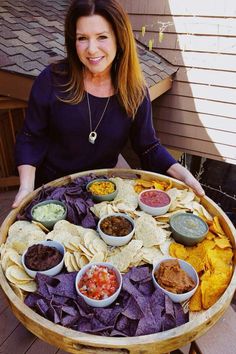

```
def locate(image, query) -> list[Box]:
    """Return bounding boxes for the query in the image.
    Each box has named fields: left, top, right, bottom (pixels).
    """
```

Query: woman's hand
left=12, top=165, right=36, bottom=208
left=12, top=186, right=33, bottom=208
left=167, top=163, right=205, bottom=197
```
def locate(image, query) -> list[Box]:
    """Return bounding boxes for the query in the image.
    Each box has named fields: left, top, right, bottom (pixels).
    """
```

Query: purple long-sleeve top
left=15, top=64, right=176, bottom=186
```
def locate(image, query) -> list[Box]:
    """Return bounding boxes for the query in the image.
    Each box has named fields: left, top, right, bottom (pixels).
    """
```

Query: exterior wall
left=120, top=0, right=236, bottom=164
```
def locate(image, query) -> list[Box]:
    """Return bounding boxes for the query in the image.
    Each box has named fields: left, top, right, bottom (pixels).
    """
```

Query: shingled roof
left=0, top=0, right=177, bottom=101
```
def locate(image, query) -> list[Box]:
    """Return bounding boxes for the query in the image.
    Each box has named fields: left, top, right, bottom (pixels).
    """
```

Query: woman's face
left=76, top=15, right=117, bottom=77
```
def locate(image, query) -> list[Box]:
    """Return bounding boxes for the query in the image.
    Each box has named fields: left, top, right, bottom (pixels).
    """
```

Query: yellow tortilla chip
left=189, top=285, right=202, bottom=312
left=153, top=182, right=165, bottom=190
left=201, top=272, right=231, bottom=309
left=210, top=216, right=225, bottom=236
left=187, top=255, right=205, bottom=273
left=214, top=238, right=232, bottom=249
left=135, top=179, right=154, bottom=188
left=169, top=243, right=188, bottom=260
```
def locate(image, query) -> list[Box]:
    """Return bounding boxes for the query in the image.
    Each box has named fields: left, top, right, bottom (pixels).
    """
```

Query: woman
left=13, top=0, right=204, bottom=208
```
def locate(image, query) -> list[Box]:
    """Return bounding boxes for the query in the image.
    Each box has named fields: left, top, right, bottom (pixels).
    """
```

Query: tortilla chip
left=65, top=252, right=78, bottom=272
left=169, top=243, right=188, bottom=260
left=135, top=214, right=166, bottom=247
left=187, top=255, right=204, bottom=273
left=17, top=281, right=37, bottom=292
left=5, top=265, right=32, bottom=284
left=107, top=240, right=143, bottom=272
left=11, top=283, right=25, bottom=301
left=141, top=247, right=163, bottom=264
left=153, top=182, right=165, bottom=190
left=90, top=252, right=106, bottom=263
left=201, top=272, right=231, bottom=309
left=210, top=216, right=225, bottom=236
left=214, top=238, right=232, bottom=249
left=189, top=285, right=202, bottom=312
left=1, top=249, right=23, bottom=271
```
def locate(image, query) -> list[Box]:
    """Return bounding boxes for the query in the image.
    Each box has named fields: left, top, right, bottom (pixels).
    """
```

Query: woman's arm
left=12, top=165, right=36, bottom=208
left=167, top=163, right=205, bottom=196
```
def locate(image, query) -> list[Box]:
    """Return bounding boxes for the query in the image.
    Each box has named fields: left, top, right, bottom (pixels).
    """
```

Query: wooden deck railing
left=0, top=96, right=27, bottom=188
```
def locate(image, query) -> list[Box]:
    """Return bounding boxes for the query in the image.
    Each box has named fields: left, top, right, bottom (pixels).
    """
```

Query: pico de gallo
left=78, top=265, right=119, bottom=300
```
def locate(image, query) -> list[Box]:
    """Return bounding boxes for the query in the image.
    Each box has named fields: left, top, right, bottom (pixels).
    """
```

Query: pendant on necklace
left=89, top=131, right=97, bottom=144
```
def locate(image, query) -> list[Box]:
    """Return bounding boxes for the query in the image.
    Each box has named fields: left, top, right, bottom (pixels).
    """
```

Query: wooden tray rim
left=0, top=168, right=235, bottom=352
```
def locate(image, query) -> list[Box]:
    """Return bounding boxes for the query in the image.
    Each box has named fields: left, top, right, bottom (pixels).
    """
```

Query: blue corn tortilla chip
left=116, top=315, right=137, bottom=336
left=121, top=296, right=143, bottom=320
left=47, top=304, right=61, bottom=324
left=36, top=298, right=50, bottom=316
left=48, top=272, right=78, bottom=299
left=129, top=266, right=150, bottom=282
left=25, top=266, right=189, bottom=337
left=61, top=314, right=80, bottom=327
left=174, top=303, right=189, bottom=326
left=17, top=174, right=99, bottom=228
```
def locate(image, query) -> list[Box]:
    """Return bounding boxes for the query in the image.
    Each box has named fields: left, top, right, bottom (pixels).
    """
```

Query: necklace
left=86, top=92, right=110, bottom=144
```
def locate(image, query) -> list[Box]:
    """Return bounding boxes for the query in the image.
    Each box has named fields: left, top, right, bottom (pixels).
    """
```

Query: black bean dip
left=24, top=244, right=63, bottom=271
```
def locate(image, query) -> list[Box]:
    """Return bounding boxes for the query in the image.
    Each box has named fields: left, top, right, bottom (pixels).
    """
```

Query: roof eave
left=149, top=76, right=173, bottom=101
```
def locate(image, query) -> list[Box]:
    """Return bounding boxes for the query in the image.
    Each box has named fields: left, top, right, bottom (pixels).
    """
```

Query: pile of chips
left=170, top=216, right=233, bottom=310
left=25, top=266, right=188, bottom=336
left=0, top=221, right=47, bottom=297
left=0, top=175, right=234, bottom=315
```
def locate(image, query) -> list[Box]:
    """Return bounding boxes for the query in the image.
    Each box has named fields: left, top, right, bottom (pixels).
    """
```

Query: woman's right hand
left=12, top=187, right=33, bottom=208
left=12, top=165, right=36, bottom=208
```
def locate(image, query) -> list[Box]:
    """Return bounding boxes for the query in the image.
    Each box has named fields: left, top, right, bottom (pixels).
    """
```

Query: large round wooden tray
left=0, top=169, right=236, bottom=354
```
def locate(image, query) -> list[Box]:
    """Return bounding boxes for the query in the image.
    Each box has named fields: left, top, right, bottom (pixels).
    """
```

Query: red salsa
left=140, top=190, right=170, bottom=207
left=78, top=265, right=119, bottom=300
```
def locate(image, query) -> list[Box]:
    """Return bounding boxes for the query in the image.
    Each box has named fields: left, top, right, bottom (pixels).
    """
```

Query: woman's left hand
left=167, top=163, right=205, bottom=197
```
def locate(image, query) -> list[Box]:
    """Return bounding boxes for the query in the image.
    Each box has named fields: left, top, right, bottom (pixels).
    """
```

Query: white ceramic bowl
left=22, top=240, right=65, bottom=278
left=75, top=262, right=122, bottom=308
left=138, top=189, right=171, bottom=216
left=152, top=257, right=199, bottom=303
left=97, top=213, right=135, bottom=246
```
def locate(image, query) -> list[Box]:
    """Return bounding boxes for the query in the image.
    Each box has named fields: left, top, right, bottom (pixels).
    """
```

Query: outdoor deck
left=0, top=189, right=235, bottom=354
left=0, top=189, right=68, bottom=354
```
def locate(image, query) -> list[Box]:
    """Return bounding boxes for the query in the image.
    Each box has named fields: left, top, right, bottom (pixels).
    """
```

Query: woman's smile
left=76, top=15, right=117, bottom=77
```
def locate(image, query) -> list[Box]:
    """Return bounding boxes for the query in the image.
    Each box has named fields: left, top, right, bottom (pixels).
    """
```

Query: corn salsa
left=88, top=180, right=115, bottom=196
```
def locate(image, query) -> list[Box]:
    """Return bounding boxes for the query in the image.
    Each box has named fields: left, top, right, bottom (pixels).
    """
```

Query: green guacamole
left=33, top=203, right=65, bottom=222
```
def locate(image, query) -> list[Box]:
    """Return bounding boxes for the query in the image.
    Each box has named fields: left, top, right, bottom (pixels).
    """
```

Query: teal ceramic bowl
left=86, top=178, right=117, bottom=202
left=169, top=212, right=209, bottom=246
left=31, top=199, right=67, bottom=230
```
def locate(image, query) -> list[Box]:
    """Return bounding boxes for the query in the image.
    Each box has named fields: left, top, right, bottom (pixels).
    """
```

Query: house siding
left=119, top=0, right=236, bottom=164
